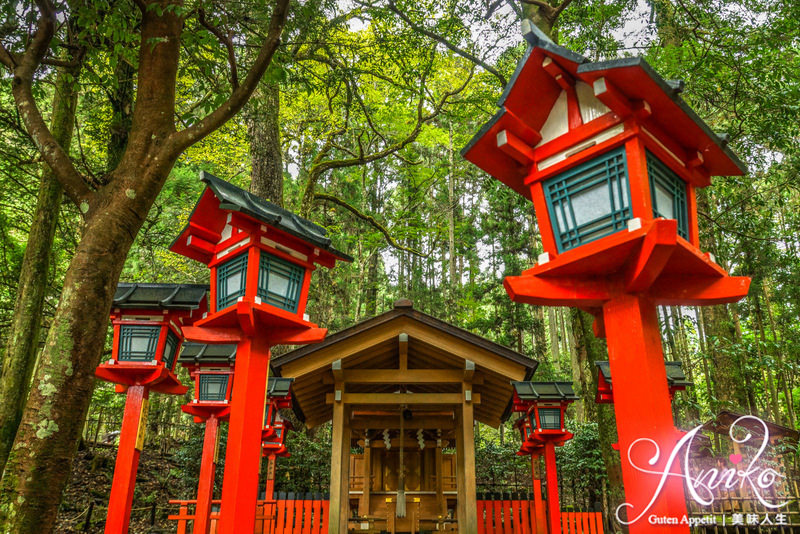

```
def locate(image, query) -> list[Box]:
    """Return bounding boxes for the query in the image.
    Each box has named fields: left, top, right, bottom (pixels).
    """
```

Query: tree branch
left=315, top=193, right=424, bottom=256
left=384, top=0, right=507, bottom=87
left=554, top=0, right=574, bottom=17
left=0, top=43, right=19, bottom=69
left=169, top=0, right=290, bottom=154
left=3, top=0, right=93, bottom=206
left=520, top=0, right=554, bottom=9
left=198, top=8, right=239, bottom=90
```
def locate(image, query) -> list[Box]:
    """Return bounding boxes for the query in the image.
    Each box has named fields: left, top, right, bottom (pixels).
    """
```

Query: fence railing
left=476, top=484, right=603, bottom=534
left=169, top=493, right=329, bottom=534
left=168, top=485, right=605, bottom=534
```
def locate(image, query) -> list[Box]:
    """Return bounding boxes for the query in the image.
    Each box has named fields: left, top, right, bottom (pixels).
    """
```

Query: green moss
left=35, top=420, right=58, bottom=440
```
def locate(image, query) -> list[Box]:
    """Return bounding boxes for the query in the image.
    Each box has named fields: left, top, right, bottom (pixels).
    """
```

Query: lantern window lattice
left=163, top=330, right=180, bottom=370
left=258, top=252, right=304, bottom=312
left=118, top=325, right=161, bottom=361
left=216, top=253, right=248, bottom=310
left=544, top=147, right=632, bottom=252
left=198, top=374, right=230, bottom=401
left=647, top=151, right=689, bottom=240
left=538, top=408, right=562, bottom=430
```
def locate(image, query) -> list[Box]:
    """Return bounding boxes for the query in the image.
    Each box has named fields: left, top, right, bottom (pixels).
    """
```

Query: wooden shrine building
left=271, top=299, right=537, bottom=534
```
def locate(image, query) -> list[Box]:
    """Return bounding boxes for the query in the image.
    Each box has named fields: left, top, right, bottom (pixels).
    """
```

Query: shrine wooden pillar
left=359, top=434, right=371, bottom=516
left=435, top=444, right=445, bottom=516
left=456, top=372, right=478, bottom=533
left=329, top=386, right=351, bottom=534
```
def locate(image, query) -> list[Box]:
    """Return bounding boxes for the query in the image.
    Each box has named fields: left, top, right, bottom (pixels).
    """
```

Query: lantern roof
left=462, top=23, right=746, bottom=200
left=113, top=283, right=208, bottom=311
left=179, top=342, right=237, bottom=364
left=512, top=381, right=579, bottom=401
left=178, top=343, right=294, bottom=394
left=267, top=377, right=294, bottom=398
left=171, top=172, right=352, bottom=264
left=595, top=360, right=692, bottom=389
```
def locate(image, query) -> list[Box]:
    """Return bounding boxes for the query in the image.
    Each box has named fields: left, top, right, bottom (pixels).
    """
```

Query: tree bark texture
left=0, top=0, right=290, bottom=529
left=0, top=6, right=186, bottom=530
left=247, top=75, right=283, bottom=206
left=107, top=57, right=135, bottom=171
left=0, top=58, right=80, bottom=477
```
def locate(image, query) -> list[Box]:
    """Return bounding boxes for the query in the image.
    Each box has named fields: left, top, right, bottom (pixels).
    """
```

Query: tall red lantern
left=170, top=172, right=351, bottom=533
left=512, top=381, right=579, bottom=534
left=96, top=283, right=207, bottom=534
left=464, top=24, right=751, bottom=532
left=262, top=377, right=294, bottom=501
left=179, top=343, right=237, bottom=534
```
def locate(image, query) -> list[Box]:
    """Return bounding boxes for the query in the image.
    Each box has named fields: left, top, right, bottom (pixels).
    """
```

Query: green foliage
left=557, top=422, right=606, bottom=509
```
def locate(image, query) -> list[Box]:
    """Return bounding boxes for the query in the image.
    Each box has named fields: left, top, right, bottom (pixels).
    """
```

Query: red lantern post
left=179, top=343, right=237, bottom=534
left=96, top=283, right=207, bottom=534
left=463, top=25, right=750, bottom=532
left=512, top=381, right=578, bottom=534
left=170, top=172, right=351, bottom=533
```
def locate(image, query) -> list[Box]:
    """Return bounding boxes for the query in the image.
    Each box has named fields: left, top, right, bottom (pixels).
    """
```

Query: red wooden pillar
left=195, top=413, right=220, bottom=534
left=105, top=385, right=149, bottom=534
left=543, top=441, right=561, bottom=534
left=603, top=294, right=688, bottom=533
left=217, top=335, right=271, bottom=534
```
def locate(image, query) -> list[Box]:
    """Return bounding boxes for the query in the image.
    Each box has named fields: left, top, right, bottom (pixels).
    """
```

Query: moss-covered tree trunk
left=248, top=75, right=283, bottom=206
left=0, top=56, right=81, bottom=477
left=0, top=1, right=289, bottom=530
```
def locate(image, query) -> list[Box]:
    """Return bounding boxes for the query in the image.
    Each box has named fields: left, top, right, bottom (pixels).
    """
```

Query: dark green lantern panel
left=544, top=147, right=632, bottom=253
left=647, top=151, right=689, bottom=240
left=198, top=374, right=230, bottom=401
left=538, top=408, right=562, bottom=430
left=216, top=253, right=248, bottom=310
left=119, top=325, right=161, bottom=361
left=162, top=330, right=180, bottom=370
left=258, top=252, right=304, bottom=313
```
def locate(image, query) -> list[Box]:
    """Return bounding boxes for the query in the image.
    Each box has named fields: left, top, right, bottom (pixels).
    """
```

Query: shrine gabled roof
left=702, top=410, right=799, bottom=442
left=171, top=171, right=352, bottom=263
left=271, top=299, right=537, bottom=429
left=595, top=360, right=693, bottom=388
left=512, top=381, right=579, bottom=401
left=461, top=24, right=746, bottom=198
left=113, top=283, right=208, bottom=311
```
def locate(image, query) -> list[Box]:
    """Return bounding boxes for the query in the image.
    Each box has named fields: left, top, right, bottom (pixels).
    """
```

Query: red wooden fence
left=476, top=482, right=548, bottom=534
left=168, top=493, right=328, bottom=534
left=560, top=511, right=604, bottom=534
left=476, top=482, right=603, bottom=534
left=170, top=487, right=602, bottom=533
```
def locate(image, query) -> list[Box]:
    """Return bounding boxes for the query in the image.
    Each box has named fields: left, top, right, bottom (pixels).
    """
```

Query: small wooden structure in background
left=271, top=299, right=537, bottom=534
